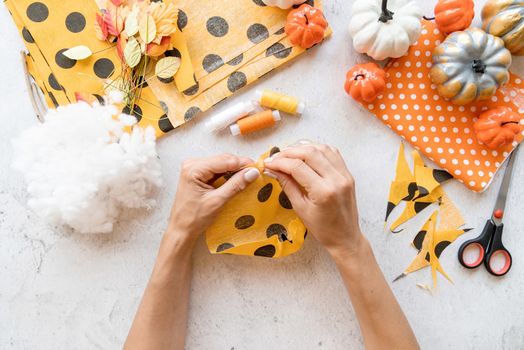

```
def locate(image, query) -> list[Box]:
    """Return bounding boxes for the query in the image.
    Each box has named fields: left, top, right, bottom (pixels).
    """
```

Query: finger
left=264, top=170, right=306, bottom=209
left=209, top=167, right=260, bottom=205
left=264, top=156, right=321, bottom=192
left=307, top=144, right=353, bottom=178
left=189, top=154, right=254, bottom=182
left=272, top=145, right=335, bottom=178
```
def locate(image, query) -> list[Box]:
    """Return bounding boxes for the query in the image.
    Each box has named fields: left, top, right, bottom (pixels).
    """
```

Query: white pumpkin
left=261, top=0, right=306, bottom=9
left=349, top=0, right=423, bottom=60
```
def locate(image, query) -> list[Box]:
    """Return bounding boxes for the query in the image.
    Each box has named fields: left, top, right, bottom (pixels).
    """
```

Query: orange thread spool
left=230, top=110, right=281, bottom=135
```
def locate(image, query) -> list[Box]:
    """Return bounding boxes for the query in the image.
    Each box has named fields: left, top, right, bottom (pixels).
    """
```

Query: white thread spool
left=205, top=101, right=256, bottom=132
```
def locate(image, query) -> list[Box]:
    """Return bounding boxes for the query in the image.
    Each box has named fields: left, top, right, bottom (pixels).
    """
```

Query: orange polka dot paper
left=364, top=20, right=524, bottom=192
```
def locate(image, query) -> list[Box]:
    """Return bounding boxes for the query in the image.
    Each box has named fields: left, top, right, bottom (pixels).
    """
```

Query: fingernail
left=298, top=139, right=312, bottom=145
left=263, top=170, right=277, bottom=179
left=244, top=168, right=260, bottom=182
left=263, top=157, right=273, bottom=164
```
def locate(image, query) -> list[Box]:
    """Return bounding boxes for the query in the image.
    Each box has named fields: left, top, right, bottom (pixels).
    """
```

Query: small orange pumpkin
left=285, top=4, right=328, bottom=49
left=344, top=63, right=386, bottom=103
left=433, top=0, right=474, bottom=34
left=474, top=107, right=522, bottom=149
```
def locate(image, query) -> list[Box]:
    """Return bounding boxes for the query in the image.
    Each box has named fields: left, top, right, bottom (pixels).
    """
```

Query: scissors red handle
left=458, top=219, right=512, bottom=276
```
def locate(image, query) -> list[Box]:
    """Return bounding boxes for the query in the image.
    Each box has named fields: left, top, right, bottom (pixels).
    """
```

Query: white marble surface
left=2, top=1, right=524, bottom=349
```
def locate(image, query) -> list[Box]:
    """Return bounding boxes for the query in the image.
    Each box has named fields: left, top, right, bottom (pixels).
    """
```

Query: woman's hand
left=167, top=153, right=261, bottom=246
left=263, top=144, right=364, bottom=258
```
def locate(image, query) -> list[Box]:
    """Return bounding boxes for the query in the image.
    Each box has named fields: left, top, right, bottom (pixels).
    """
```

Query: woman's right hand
left=263, top=143, right=366, bottom=259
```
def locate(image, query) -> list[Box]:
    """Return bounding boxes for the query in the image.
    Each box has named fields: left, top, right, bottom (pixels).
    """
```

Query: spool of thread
left=230, top=110, right=281, bottom=136
left=256, top=89, right=305, bottom=115
left=205, top=101, right=256, bottom=132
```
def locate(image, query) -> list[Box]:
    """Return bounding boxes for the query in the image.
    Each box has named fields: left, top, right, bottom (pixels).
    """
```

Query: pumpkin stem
left=379, top=0, right=395, bottom=23
left=501, top=121, right=519, bottom=126
left=472, top=59, right=487, bottom=74
left=354, top=74, right=366, bottom=80
left=304, top=14, right=309, bottom=25
left=423, top=16, right=435, bottom=21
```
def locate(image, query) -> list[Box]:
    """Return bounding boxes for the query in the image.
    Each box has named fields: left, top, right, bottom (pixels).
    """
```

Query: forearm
left=124, top=231, right=194, bottom=350
left=331, top=238, right=419, bottom=350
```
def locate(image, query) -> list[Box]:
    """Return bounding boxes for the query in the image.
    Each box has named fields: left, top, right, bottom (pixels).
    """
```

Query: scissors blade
left=492, top=147, right=519, bottom=225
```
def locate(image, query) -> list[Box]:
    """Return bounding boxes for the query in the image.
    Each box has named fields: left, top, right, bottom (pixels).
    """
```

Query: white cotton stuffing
left=12, top=94, right=163, bottom=234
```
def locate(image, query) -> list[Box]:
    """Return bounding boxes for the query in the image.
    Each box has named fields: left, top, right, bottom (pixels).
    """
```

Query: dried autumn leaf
left=146, top=36, right=170, bottom=57
left=104, top=4, right=125, bottom=36
left=125, top=7, right=139, bottom=36
left=94, top=12, right=108, bottom=41
left=139, top=15, right=157, bottom=44
left=124, top=36, right=142, bottom=68
left=116, top=36, right=126, bottom=62
left=151, top=2, right=178, bottom=39
left=155, top=56, right=181, bottom=79
left=63, top=45, right=93, bottom=60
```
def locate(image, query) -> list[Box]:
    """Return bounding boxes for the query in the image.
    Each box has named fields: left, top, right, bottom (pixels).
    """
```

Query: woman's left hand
left=167, top=153, right=261, bottom=246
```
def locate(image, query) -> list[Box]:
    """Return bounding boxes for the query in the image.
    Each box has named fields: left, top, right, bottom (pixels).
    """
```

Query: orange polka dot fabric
left=365, top=20, right=524, bottom=192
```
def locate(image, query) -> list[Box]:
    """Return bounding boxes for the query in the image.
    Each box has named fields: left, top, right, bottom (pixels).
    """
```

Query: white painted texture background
left=1, top=0, right=524, bottom=349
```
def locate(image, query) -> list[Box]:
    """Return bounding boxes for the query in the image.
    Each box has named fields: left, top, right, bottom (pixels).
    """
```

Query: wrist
left=327, top=233, right=373, bottom=267
left=159, top=228, right=198, bottom=260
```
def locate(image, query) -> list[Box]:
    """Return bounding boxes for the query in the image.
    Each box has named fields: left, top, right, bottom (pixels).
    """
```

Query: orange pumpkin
left=434, top=0, right=474, bottom=34
left=285, top=4, right=327, bottom=49
left=474, top=107, right=522, bottom=149
left=344, top=63, right=386, bottom=103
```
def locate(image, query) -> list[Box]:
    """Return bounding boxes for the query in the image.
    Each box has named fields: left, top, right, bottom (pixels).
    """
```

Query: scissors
left=457, top=147, right=519, bottom=277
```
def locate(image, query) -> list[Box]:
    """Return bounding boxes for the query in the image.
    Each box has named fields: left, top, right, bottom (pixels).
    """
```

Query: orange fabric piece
left=364, top=20, right=524, bottom=192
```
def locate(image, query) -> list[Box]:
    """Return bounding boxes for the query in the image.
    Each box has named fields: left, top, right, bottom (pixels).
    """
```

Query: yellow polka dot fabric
left=148, top=0, right=332, bottom=128
left=6, top=0, right=331, bottom=137
left=206, top=148, right=307, bottom=259
left=365, top=20, right=524, bottom=192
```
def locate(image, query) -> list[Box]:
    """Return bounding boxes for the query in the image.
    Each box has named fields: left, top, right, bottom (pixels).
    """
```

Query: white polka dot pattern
left=365, top=21, right=524, bottom=192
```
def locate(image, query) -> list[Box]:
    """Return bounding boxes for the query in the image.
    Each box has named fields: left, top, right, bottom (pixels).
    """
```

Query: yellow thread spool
left=256, top=89, right=305, bottom=115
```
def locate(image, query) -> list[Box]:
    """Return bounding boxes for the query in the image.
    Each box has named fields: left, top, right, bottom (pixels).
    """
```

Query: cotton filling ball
left=12, top=98, right=163, bottom=234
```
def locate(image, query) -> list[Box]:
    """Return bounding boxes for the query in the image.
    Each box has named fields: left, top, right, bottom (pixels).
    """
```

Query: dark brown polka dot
left=257, top=183, right=273, bottom=202
left=137, top=74, right=148, bottom=88
left=55, top=49, right=76, bottom=69
left=158, top=115, right=174, bottom=132
left=207, top=16, right=229, bottom=37
left=266, top=223, right=289, bottom=241
left=227, top=72, right=247, bottom=93
left=413, top=230, right=426, bottom=251
left=48, top=73, right=62, bottom=90
left=93, top=94, right=105, bottom=105
left=183, top=82, right=199, bottom=96
left=385, top=201, right=395, bottom=220
left=278, top=191, right=293, bottom=209
left=414, top=202, right=432, bottom=213
left=184, top=106, right=201, bottom=121
left=266, top=43, right=292, bottom=59
left=27, top=2, right=49, bottom=22
left=202, top=54, right=224, bottom=73
left=293, top=0, right=314, bottom=7
left=254, top=244, right=276, bottom=257
left=435, top=241, right=451, bottom=258
left=433, top=169, right=453, bottom=183
left=159, top=101, right=169, bottom=114
left=22, top=27, right=35, bottom=43
left=48, top=91, right=59, bottom=107
left=304, top=230, right=308, bottom=238
left=247, top=23, right=269, bottom=44
left=235, top=215, right=255, bottom=230
left=413, top=186, right=429, bottom=201
left=122, top=104, right=143, bottom=123
left=93, top=58, right=114, bottom=79
left=177, top=9, right=188, bottom=31
left=158, top=76, right=174, bottom=84
left=274, top=27, right=285, bottom=35
left=165, top=48, right=182, bottom=58
left=252, top=0, right=267, bottom=6
left=269, top=146, right=280, bottom=156
left=217, top=242, right=234, bottom=252
left=65, top=12, right=86, bottom=33
left=227, top=54, right=243, bottom=66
